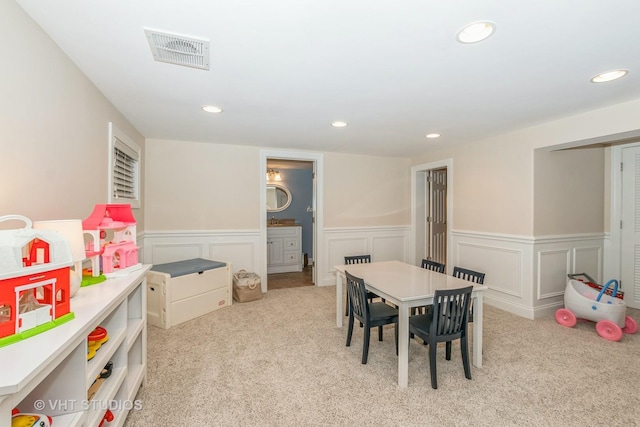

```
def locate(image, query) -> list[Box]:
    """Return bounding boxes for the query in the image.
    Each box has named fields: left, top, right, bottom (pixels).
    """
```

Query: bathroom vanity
left=266, top=224, right=302, bottom=274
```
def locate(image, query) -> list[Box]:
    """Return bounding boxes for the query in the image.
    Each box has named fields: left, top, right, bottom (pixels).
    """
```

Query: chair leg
left=461, top=336, right=472, bottom=380
left=362, top=325, right=371, bottom=364
left=429, top=340, right=438, bottom=389
left=394, top=323, right=398, bottom=356
left=345, top=293, right=349, bottom=317
left=378, top=325, right=383, bottom=341
left=346, top=313, right=354, bottom=347
left=445, top=341, right=452, bottom=360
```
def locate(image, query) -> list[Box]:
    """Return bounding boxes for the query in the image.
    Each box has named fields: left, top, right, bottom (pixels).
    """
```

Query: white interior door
left=621, top=145, right=640, bottom=309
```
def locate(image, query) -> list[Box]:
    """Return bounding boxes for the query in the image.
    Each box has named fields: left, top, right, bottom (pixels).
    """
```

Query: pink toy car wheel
left=595, top=320, right=623, bottom=341
left=555, top=308, right=577, bottom=327
left=622, top=316, right=638, bottom=334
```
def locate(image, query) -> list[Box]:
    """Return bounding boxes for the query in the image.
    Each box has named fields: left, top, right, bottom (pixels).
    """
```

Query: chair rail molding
left=451, top=229, right=605, bottom=319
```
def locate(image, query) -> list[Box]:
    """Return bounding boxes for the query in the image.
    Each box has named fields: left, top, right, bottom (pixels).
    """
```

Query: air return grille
left=144, top=29, right=210, bottom=70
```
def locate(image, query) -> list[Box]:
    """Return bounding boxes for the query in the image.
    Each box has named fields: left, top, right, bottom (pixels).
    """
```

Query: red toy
left=0, top=215, right=74, bottom=347
left=99, top=409, right=114, bottom=427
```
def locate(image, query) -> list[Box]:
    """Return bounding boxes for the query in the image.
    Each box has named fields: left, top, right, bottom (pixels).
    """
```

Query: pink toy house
left=0, top=215, right=74, bottom=346
left=82, top=204, right=140, bottom=277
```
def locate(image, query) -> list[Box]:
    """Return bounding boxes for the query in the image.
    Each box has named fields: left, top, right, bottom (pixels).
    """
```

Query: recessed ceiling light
left=590, top=69, right=629, bottom=83
left=331, top=121, right=348, bottom=128
left=202, top=105, right=223, bottom=113
left=426, top=133, right=441, bottom=139
left=456, top=21, right=496, bottom=44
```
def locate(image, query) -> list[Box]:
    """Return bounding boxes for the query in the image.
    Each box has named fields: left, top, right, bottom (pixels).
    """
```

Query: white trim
left=260, top=149, right=324, bottom=288
left=411, top=158, right=453, bottom=266
left=450, top=229, right=605, bottom=319
left=609, top=141, right=640, bottom=282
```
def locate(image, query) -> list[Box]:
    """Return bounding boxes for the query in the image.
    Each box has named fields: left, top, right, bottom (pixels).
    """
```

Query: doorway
left=260, top=150, right=324, bottom=291
left=411, top=159, right=452, bottom=270
left=266, top=159, right=313, bottom=289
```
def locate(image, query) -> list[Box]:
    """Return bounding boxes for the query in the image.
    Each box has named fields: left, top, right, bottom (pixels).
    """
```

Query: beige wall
left=323, top=153, right=411, bottom=227
left=413, top=99, right=640, bottom=236
left=533, top=146, right=604, bottom=235
left=145, top=140, right=412, bottom=230
left=144, top=139, right=260, bottom=230
left=1, top=1, right=145, bottom=228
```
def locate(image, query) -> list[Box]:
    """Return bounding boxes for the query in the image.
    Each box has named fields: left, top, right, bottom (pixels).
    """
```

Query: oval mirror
left=266, top=184, right=292, bottom=212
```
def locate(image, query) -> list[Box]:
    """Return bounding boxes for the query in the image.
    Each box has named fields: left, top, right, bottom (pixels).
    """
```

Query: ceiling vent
left=144, top=29, right=210, bottom=70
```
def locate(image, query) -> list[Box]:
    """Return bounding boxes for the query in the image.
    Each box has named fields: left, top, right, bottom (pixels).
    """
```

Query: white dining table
left=334, top=260, right=488, bottom=389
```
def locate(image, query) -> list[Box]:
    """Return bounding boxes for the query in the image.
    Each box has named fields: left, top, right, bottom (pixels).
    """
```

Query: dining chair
left=420, top=259, right=446, bottom=273
left=412, top=259, right=446, bottom=316
left=344, top=255, right=381, bottom=316
left=345, top=271, right=398, bottom=364
left=408, top=285, right=473, bottom=389
left=452, top=266, right=485, bottom=322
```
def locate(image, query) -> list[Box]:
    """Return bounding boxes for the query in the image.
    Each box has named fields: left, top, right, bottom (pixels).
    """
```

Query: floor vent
left=144, top=29, right=210, bottom=70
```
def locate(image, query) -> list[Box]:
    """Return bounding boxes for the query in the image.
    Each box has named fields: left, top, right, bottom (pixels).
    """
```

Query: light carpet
left=125, top=286, right=640, bottom=426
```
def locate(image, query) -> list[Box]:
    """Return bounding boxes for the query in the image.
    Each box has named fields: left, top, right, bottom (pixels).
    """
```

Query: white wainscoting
left=319, top=226, right=412, bottom=287
left=142, top=229, right=263, bottom=289
left=140, top=227, right=601, bottom=319
left=451, top=230, right=605, bottom=319
left=141, top=226, right=412, bottom=292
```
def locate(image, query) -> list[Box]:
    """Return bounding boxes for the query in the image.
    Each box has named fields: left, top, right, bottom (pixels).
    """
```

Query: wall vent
left=144, top=29, right=210, bottom=70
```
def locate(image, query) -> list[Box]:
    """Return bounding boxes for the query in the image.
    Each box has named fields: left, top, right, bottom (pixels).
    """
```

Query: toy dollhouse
left=0, top=215, right=75, bottom=347
left=82, top=204, right=140, bottom=278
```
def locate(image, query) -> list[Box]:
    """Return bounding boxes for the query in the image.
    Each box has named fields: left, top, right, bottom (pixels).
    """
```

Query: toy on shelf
left=11, top=408, right=52, bottom=427
left=98, top=409, right=114, bottom=427
left=87, top=326, right=109, bottom=360
left=0, top=215, right=75, bottom=347
left=82, top=204, right=141, bottom=283
left=556, top=277, right=638, bottom=341
left=88, top=360, right=113, bottom=400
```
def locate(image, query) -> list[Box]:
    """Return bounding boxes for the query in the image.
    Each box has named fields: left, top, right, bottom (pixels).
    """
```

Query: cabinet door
left=268, top=237, right=284, bottom=265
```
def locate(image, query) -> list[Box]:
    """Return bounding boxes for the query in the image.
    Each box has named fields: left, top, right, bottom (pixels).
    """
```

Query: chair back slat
left=420, top=259, right=446, bottom=273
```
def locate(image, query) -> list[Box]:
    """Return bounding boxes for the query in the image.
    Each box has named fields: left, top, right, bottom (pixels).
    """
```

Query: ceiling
left=16, top=1, right=640, bottom=157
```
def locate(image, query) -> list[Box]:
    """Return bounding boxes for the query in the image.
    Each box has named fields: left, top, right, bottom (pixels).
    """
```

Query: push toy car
left=556, top=278, right=637, bottom=341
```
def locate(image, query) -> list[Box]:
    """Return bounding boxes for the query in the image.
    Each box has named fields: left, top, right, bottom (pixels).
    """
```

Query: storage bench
left=146, top=258, right=232, bottom=329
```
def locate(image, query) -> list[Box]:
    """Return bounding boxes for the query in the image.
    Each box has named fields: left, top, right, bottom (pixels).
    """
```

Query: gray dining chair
left=345, top=271, right=398, bottom=364
left=452, top=266, right=485, bottom=322
left=409, top=285, right=473, bottom=389
left=344, top=255, right=381, bottom=316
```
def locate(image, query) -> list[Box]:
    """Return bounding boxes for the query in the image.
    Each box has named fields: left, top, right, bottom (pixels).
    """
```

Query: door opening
left=260, top=150, right=324, bottom=291
left=412, top=160, right=452, bottom=271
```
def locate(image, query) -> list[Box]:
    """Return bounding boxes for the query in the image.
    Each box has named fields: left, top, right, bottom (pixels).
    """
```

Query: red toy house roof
left=82, top=204, right=136, bottom=230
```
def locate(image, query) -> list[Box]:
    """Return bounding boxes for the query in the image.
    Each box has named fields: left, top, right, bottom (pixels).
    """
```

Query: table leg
left=397, top=303, right=409, bottom=388
left=336, top=272, right=343, bottom=327
left=472, top=292, right=483, bottom=368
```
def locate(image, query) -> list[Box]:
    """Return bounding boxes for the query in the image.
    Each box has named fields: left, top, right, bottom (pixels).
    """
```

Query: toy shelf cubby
left=0, top=265, right=150, bottom=427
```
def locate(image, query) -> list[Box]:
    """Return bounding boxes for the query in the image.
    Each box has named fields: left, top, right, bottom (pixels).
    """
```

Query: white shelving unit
left=0, top=265, right=150, bottom=427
